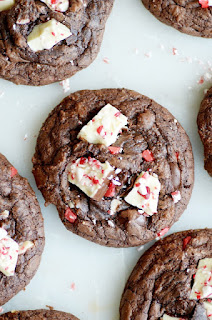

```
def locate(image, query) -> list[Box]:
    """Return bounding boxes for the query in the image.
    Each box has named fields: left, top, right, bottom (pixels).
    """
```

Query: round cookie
left=120, top=229, right=212, bottom=320
left=0, top=154, right=45, bottom=305
left=0, top=310, right=79, bottom=320
left=0, top=0, right=114, bottom=86
left=32, top=88, right=194, bottom=248
left=197, top=87, right=212, bottom=176
left=141, top=0, right=212, bottom=38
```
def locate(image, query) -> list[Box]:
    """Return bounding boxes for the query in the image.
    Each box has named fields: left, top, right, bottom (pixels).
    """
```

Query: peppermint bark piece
left=0, top=153, right=44, bottom=305
left=33, top=88, right=194, bottom=248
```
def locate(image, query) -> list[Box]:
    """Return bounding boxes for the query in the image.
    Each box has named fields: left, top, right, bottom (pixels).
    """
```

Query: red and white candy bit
left=65, top=208, right=77, bottom=223
left=0, top=307, right=3, bottom=314
left=156, top=227, right=170, bottom=240
left=182, top=236, right=192, bottom=250
left=142, top=149, right=154, bottom=162
left=171, top=190, right=181, bottom=203
left=10, top=167, right=17, bottom=178
left=199, top=0, right=212, bottom=8
left=108, top=146, right=122, bottom=155
left=104, top=182, right=115, bottom=198
left=190, top=258, right=212, bottom=300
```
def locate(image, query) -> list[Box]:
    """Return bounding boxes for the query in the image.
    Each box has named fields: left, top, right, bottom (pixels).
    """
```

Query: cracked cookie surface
left=141, top=0, right=212, bottom=37
left=197, top=87, right=212, bottom=176
left=120, top=229, right=212, bottom=320
left=0, top=153, right=45, bottom=305
left=32, top=88, right=194, bottom=248
left=0, top=0, right=114, bottom=86
left=0, top=309, right=79, bottom=320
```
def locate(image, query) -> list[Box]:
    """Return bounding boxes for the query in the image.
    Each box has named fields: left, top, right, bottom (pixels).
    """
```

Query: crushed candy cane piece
left=70, top=282, right=76, bottom=291
left=199, top=0, right=212, bottom=8
left=60, top=79, right=70, bottom=93
left=183, top=236, right=192, bottom=250
left=108, top=146, right=122, bottom=154
left=0, top=228, right=19, bottom=276
left=77, top=104, right=128, bottom=147
left=27, top=19, right=71, bottom=52
left=11, top=167, right=17, bottom=177
left=190, top=258, right=212, bottom=300
left=142, top=149, right=154, bottom=162
left=104, top=182, right=116, bottom=198
left=0, top=0, right=15, bottom=11
left=68, top=157, right=114, bottom=201
left=171, top=190, right=181, bottom=203
left=65, top=208, right=77, bottom=223
left=125, top=171, right=161, bottom=216
left=156, top=227, right=170, bottom=239
left=41, top=0, right=69, bottom=12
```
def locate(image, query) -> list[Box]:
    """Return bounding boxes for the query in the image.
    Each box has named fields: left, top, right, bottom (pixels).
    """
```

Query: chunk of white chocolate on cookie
left=77, top=104, right=128, bottom=147
left=27, top=18, right=71, bottom=52
left=190, top=258, right=212, bottom=300
left=68, top=157, right=114, bottom=201
left=203, top=300, right=212, bottom=318
left=18, top=241, right=34, bottom=255
left=161, top=315, right=184, bottom=320
left=125, top=171, right=161, bottom=216
left=0, top=228, right=19, bottom=277
left=41, top=0, right=69, bottom=12
left=0, top=0, right=15, bottom=12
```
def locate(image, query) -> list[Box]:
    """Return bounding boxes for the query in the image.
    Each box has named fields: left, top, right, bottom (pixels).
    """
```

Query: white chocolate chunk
left=110, top=199, right=122, bottom=214
left=0, top=228, right=19, bottom=276
left=0, top=210, right=9, bottom=219
left=171, top=190, right=181, bottom=204
left=77, top=104, right=128, bottom=147
left=18, top=241, right=34, bottom=255
left=125, top=171, right=161, bottom=216
left=27, top=18, right=71, bottom=52
left=0, top=0, right=15, bottom=12
left=68, top=157, right=113, bottom=200
left=161, top=315, right=184, bottom=320
left=41, top=0, right=69, bottom=12
left=190, top=258, right=212, bottom=300
left=203, top=301, right=212, bottom=318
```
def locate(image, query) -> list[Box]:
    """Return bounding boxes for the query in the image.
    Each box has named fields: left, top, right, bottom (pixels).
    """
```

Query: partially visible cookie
left=0, top=0, right=114, bottom=86
left=0, top=310, right=79, bottom=320
left=120, top=229, right=212, bottom=320
left=141, top=0, right=212, bottom=38
left=197, top=87, right=212, bottom=176
left=32, top=88, right=194, bottom=248
left=0, top=154, right=45, bottom=305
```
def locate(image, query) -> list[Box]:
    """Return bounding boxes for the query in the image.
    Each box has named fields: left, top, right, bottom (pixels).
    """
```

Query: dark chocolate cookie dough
left=32, top=88, right=194, bottom=248
left=197, top=87, right=212, bottom=176
left=0, top=309, right=79, bottom=320
left=0, top=154, right=45, bottom=305
left=120, top=229, right=212, bottom=320
left=0, top=0, right=114, bottom=86
left=141, top=0, right=212, bottom=38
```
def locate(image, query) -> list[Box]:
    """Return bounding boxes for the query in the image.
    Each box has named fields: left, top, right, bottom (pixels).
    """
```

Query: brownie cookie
left=0, top=310, right=79, bottom=320
left=120, top=229, right=212, bottom=320
left=197, top=87, right=212, bottom=176
left=32, top=88, right=194, bottom=248
left=0, top=0, right=114, bottom=86
left=141, top=0, right=212, bottom=37
left=0, top=154, right=45, bottom=305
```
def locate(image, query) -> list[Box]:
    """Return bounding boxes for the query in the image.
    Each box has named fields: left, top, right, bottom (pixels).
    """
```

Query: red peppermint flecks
left=138, top=186, right=151, bottom=200
left=198, top=76, right=204, bottom=84
left=10, top=167, right=18, bottom=178
left=142, top=150, right=154, bottom=162
left=175, top=151, right=179, bottom=160
left=104, top=182, right=115, bottom=197
left=199, top=0, right=209, bottom=8
left=108, top=146, right=121, bottom=154
left=97, top=125, right=104, bottom=135
left=157, top=227, right=170, bottom=238
left=70, top=282, right=76, bottom=291
left=183, top=236, right=192, bottom=250
left=114, top=111, right=121, bottom=117
left=65, top=208, right=77, bottom=223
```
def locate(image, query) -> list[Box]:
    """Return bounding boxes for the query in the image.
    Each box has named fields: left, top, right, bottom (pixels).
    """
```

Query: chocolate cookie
left=0, top=154, right=45, bottom=305
left=197, top=87, right=212, bottom=176
left=0, top=310, right=79, bottom=320
left=0, top=0, right=114, bottom=86
left=120, top=229, right=212, bottom=320
left=32, top=88, right=194, bottom=248
left=141, top=0, right=212, bottom=38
